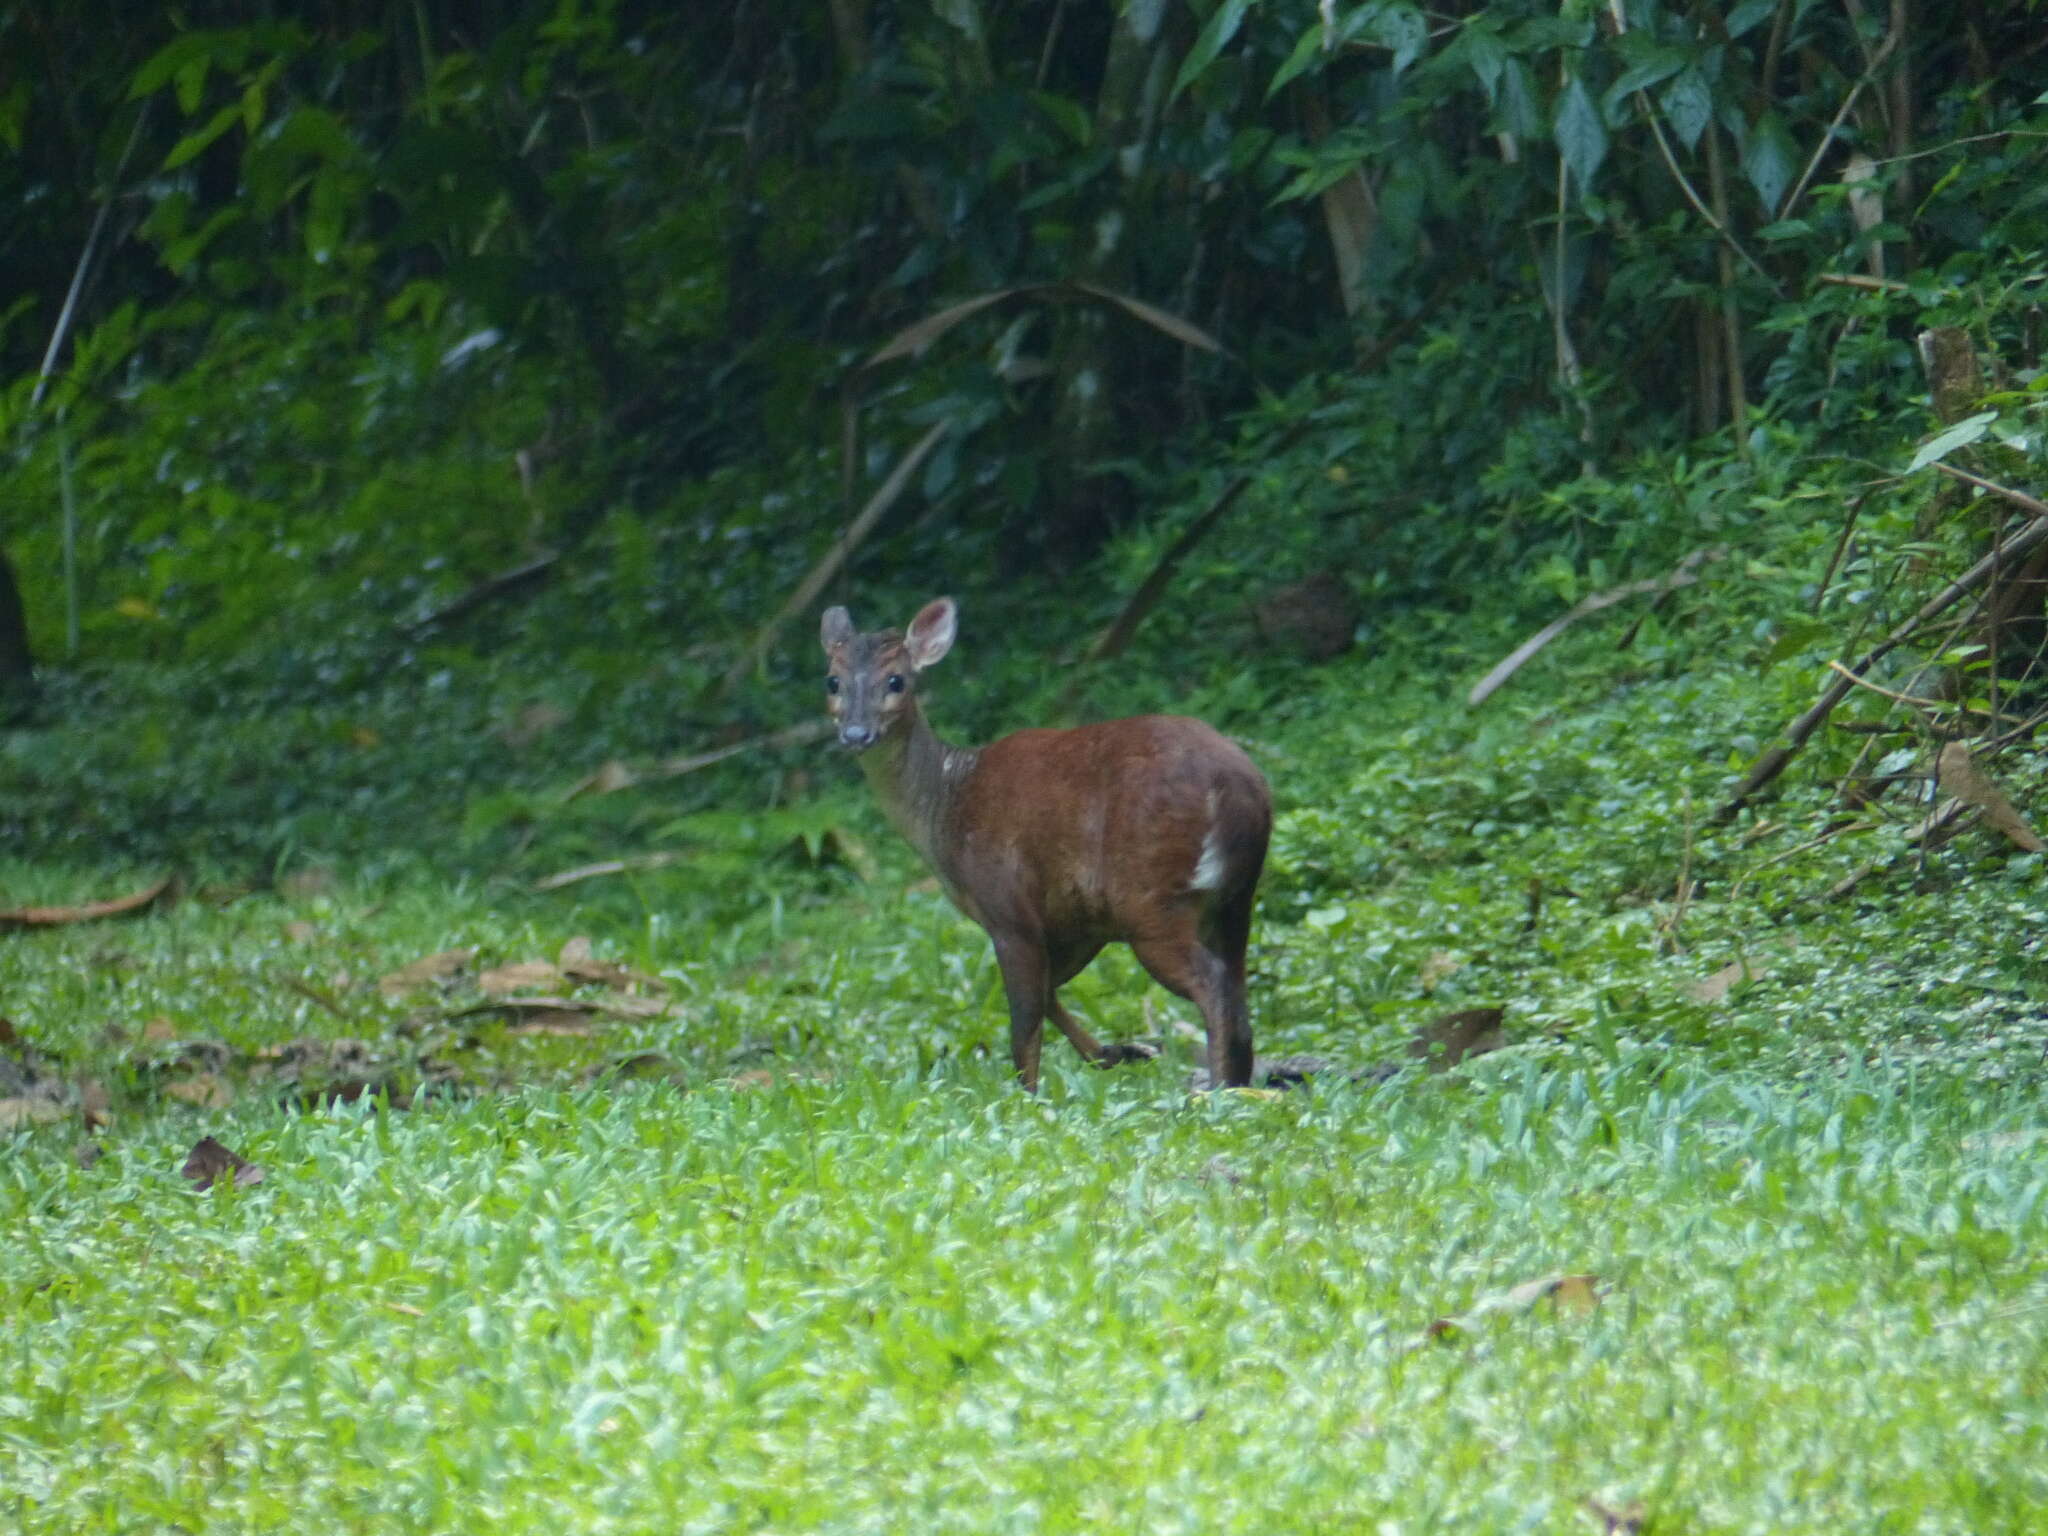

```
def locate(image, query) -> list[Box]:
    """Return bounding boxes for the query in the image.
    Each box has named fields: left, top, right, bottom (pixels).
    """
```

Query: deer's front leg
left=990, top=933, right=1050, bottom=1092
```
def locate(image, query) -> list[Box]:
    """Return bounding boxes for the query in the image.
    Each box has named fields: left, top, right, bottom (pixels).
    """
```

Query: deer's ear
left=904, top=598, right=957, bottom=670
left=821, top=606, right=855, bottom=653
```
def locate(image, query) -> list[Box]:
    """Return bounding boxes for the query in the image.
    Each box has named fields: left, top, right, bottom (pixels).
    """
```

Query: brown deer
left=821, top=597, right=1271, bottom=1091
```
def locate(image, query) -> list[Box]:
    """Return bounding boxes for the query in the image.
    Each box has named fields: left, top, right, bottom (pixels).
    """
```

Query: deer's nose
left=838, top=722, right=878, bottom=750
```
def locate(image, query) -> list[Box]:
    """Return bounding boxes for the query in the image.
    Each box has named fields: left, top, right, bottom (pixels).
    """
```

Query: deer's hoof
left=1095, top=1040, right=1161, bottom=1068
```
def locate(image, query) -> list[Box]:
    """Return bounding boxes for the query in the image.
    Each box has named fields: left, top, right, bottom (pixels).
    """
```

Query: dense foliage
left=3, top=0, right=2045, bottom=683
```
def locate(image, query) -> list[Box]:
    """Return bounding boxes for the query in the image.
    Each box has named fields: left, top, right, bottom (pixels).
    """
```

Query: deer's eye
left=886, top=674, right=906, bottom=694
left=825, top=675, right=840, bottom=695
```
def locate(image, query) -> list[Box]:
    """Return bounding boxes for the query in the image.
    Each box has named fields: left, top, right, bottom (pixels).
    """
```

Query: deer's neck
left=861, top=704, right=978, bottom=870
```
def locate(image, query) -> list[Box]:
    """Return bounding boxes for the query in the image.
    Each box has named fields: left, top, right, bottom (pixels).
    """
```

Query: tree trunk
left=0, top=547, right=35, bottom=713
left=1037, top=0, right=1175, bottom=566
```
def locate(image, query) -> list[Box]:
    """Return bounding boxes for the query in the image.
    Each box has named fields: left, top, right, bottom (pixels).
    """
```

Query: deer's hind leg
left=1131, top=899, right=1254, bottom=1089
left=1044, top=941, right=1158, bottom=1070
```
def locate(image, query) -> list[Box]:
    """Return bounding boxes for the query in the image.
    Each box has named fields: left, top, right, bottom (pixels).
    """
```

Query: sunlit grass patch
left=5, top=1063, right=2045, bottom=1533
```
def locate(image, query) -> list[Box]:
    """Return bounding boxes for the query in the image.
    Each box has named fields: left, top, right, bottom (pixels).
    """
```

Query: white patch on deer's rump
left=1190, top=791, right=1225, bottom=890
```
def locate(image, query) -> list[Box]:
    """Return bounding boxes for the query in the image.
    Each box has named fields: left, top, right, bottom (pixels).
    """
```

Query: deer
left=821, top=597, right=1271, bottom=1092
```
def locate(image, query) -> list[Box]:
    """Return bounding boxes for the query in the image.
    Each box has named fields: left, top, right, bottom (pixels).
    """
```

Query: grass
left=5, top=543, right=2048, bottom=1533
left=5, top=1058, right=2045, bottom=1532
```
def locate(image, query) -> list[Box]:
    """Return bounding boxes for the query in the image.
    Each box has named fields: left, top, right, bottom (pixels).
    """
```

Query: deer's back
left=937, top=715, right=1270, bottom=938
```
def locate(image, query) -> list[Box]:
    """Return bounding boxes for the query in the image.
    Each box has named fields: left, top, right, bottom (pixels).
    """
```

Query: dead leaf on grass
left=147, top=1039, right=233, bottom=1074
left=478, top=960, right=563, bottom=995
left=181, top=1136, right=265, bottom=1191
left=589, top=1051, right=686, bottom=1085
left=1582, top=1497, right=1648, bottom=1534
left=1419, top=951, right=1463, bottom=993
left=164, top=1072, right=235, bottom=1110
left=0, top=1097, right=66, bottom=1129
left=594, top=994, right=668, bottom=1020
left=378, top=947, right=478, bottom=995
left=506, top=1013, right=597, bottom=1038
left=1938, top=741, right=2045, bottom=853
left=1686, top=957, right=1766, bottom=1003
left=0, top=875, right=173, bottom=929
left=559, top=936, right=667, bottom=992
left=1412, top=1272, right=1603, bottom=1352
left=1406, top=1007, right=1506, bottom=1070
left=565, top=758, right=639, bottom=798
left=455, top=992, right=667, bottom=1022
left=278, top=868, right=337, bottom=899
left=449, top=995, right=601, bottom=1021
left=142, top=1016, right=178, bottom=1045
left=78, top=1078, right=111, bottom=1128
left=1961, top=1128, right=2045, bottom=1152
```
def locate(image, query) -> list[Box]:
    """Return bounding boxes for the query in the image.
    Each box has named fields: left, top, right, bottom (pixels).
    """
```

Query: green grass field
left=5, top=636, right=2047, bottom=1534
left=7, top=1053, right=2045, bottom=1532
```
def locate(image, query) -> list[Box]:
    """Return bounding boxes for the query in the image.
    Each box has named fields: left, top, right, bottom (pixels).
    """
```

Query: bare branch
left=1468, top=550, right=1717, bottom=707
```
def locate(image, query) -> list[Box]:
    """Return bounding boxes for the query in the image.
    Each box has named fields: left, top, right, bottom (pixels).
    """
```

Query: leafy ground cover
left=5, top=591, right=2046, bottom=1531
left=5, top=1047, right=2044, bottom=1532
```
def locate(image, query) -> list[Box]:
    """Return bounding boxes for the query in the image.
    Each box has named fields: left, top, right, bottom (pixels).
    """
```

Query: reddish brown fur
left=822, top=598, right=1271, bottom=1090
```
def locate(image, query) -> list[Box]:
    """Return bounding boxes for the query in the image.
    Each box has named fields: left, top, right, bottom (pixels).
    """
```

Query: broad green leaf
left=1741, top=109, right=1798, bottom=216
left=1368, top=2, right=1429, bottom=76
left=270, top=105, right=356, bottom=163
left=305, top=166, right=354, bottom=261
left=1030, top=91, right=1090, bottom=147
left=175, top=59, right=211, bottom=116
left=1498, top=58, right=1543, bottom=141
left=1554, top=76, right=1607, bottom=192
left=1267, top=21, right=1327, bottom=98
left=1727, top=0, right=1780, bottom=37
left=162, top=207, right=246, bottom=274
left=1906, top=410, right=1995, bottom=472
left=1603, top=46, right=1686, bottom=114
left=163, top=102, right=244, bottom=170
left=1172, top=0, right=1250, bottom=102
left=1758, top=616, right=1832, bottom=670
left=127, top=31, right=225, bottom=101
left=1659, top=66, right=1712, bottom=152
left=1461, top=22, right=1508, bottom=105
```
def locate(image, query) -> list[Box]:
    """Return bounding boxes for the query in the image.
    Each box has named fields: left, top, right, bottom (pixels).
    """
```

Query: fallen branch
left=1824, top=659, right=1944, bottom=713
left=533, top=853, right=689, bottom=892
left=1081, top=475, right=1255, bottom=665
left=1716, top=510, right=2048, bottom=823
left=0, top=876, right=173, bottom=930
left=1817, top=272, right=1909, bottom=293
left=1058, top=417, right=1320, bottom=712
left=563, top=718, right=832, bottom=800
left=407, top=553, right=560, bottom=634
left=1467, top=550, right=1715, bottom=707
left=1930, top=462, right=2048, bottom=520
left=715, top=420, right=950, bottom=701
